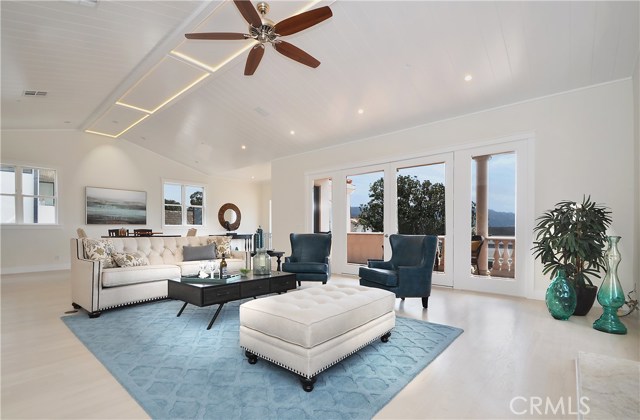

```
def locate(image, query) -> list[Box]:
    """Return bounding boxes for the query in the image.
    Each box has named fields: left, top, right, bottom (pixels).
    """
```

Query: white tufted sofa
left=70, top=236, right=245, bottom=317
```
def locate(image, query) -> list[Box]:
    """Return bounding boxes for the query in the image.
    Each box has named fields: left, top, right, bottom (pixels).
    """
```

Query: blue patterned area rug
left=62, top=299, right=463, bottom=419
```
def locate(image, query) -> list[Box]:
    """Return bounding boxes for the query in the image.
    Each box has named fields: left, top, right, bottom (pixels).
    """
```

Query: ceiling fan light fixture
left=184, top=0, right=332, bottom=75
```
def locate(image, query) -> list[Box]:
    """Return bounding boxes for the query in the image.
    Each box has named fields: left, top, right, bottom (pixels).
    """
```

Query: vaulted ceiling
left=2, top=1, right=639, bottom=180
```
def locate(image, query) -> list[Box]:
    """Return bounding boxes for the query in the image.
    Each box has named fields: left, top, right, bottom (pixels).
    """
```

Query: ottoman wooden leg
left=245, top=350, right=258, bottom=365
left=300, top=376, right=316, bottom=392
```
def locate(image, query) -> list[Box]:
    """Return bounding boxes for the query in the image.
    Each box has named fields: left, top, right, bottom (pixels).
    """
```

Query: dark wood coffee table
left=168, top=271, right=297, bottom=329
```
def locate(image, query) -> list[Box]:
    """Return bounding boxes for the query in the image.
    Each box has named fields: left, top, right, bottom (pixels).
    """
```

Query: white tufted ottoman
left=239, top=284, right=396, bottom=391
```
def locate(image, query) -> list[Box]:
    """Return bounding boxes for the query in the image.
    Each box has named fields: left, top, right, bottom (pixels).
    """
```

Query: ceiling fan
left=185, top=0, right=332, bottom=75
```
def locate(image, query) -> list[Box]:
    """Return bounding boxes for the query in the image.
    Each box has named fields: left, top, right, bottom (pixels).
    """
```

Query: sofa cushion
left=102, top=265, right=180, bottom=287
left=113, top=252, right=149, bottom=268
left=183, top=244, right=216, bottom=261
left=282, top=262, right=328, bottom=274
left=358, top=267, right=398, bottom=287
left=83, top=238, right=117, bottom=268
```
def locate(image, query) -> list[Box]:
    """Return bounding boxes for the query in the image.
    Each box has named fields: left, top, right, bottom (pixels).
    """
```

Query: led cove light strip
left=85, top=114, right=150, bottom=139
left=116, top=73, right=210, bottom=114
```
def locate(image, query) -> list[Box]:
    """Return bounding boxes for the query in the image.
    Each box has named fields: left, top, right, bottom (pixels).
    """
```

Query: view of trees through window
left=352, top=164, right=446, bottom=236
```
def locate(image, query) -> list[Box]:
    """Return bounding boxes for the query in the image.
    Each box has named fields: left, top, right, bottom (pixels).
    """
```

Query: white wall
left=634, top=54, right=640, bottom=297
left=271, top=79, right=637, bottom=296
left=0, top=130, right=261, bottom=273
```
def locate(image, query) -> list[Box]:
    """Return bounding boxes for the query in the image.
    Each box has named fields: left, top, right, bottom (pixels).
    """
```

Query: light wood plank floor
left=1, top=271, right=638, bottom=419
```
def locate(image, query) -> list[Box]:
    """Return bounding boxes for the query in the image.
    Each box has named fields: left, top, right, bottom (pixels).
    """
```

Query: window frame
left=162, top=180, right=206, bottom=227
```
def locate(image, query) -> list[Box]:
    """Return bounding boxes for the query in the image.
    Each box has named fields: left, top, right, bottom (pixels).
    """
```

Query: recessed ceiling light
left=464, top=74, right=473, bottom=82
left=357, top=109, right=364, bottom=115
left=290, top=130, right=295, bottom=135
left=241, top=145, right=246, bottom=150
left=251, top=176, right=255, bottom=180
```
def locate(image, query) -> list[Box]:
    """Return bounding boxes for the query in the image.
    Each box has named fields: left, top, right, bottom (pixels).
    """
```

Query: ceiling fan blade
left=273, top=41, right=320, bottom=68
left=233, top=0, right=262, bottom=28
left=185, top=32, right=248, bottom=40
left=274, top=6, right=332, bottom=36
left=244, top=44, right=265, bottom=75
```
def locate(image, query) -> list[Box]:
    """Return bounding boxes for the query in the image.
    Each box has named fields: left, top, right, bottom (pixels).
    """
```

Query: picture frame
left=86, top=187, right=147, bottom=225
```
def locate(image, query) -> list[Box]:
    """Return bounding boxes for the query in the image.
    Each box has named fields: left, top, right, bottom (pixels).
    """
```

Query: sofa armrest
left=70, top=238, right=102, bottom=314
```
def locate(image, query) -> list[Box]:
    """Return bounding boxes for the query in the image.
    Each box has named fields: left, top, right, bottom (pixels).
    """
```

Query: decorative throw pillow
left=183, top=244, right=216, bottom=261
left=83, top=238, right=117, bottom=268
left=113, top=253, right=149, bottom=267
left=210, top=236, right=231, bottom=257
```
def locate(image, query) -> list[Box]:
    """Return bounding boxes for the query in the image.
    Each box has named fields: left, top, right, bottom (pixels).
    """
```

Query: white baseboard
left=0, top=263, right=70, bottom=275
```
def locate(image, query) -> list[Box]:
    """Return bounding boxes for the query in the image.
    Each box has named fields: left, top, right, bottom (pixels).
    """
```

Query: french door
left=452, top=139, right=532, bottom=296
left=329, top=154, right=454, bottom=287
left=308, top=136, right=532, bottom=297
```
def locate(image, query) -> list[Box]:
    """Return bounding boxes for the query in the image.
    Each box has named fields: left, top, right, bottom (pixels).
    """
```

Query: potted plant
left=532, top=195, right=612, bottom=315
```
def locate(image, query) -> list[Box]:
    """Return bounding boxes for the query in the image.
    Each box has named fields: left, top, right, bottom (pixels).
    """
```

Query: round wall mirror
left=218, top=203, right=241, bottom=231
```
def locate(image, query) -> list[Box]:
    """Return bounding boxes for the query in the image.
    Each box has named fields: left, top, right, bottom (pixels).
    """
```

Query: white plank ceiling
left=2, top=1, right=639, bottom=180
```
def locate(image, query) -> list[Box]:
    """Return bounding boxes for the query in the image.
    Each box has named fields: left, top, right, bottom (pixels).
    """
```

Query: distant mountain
left=489, top=209, right=515, bottom=227
left=488, top=209, right=515, bottom=236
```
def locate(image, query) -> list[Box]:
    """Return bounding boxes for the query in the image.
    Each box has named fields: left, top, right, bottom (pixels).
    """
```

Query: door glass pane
left=346, top=171, right=384, bottom=264
left=313, top=178, right=332, bottom=233
left=397, top=163, right=446, bottom=271
left=471, top=152, right=516, bottom=277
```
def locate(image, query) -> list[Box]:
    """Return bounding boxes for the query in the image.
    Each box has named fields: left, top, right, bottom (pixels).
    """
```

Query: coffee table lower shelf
left=168, top=271, right=296, bottom=329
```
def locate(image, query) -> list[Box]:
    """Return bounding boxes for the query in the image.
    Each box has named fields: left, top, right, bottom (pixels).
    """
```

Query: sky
left=164, top=184, right=203, bottom=204
left=347, top=153, right=516, bottom=213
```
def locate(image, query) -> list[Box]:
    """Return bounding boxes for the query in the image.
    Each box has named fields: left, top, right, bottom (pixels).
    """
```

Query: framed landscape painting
left=86, top=187, right=147, bottom=225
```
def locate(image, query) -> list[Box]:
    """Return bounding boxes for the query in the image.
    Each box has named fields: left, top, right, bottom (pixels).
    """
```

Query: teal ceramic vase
left=593, top=236, right=627, bottom=334
left=545, top=269, right=576, bottom=320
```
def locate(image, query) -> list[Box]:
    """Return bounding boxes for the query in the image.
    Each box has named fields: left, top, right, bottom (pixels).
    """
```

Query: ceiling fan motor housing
left=250, top=21, right=276, bottom=44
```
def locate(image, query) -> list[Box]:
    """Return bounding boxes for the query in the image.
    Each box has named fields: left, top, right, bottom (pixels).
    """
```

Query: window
left=163, top=182, right=204, bottom=226
left=1, top=164, right=58, bottom=224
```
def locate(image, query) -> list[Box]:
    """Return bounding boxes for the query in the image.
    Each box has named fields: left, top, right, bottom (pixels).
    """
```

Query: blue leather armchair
left=282, top=233, right=332, bottom=285
left=359, top=234, right=438, bottom=308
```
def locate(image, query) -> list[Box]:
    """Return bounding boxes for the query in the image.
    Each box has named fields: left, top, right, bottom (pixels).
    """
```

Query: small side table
left=251, top=250, right=285, bottom=271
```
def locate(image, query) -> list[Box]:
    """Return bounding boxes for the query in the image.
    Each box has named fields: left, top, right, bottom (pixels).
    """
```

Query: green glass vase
left=545, top=269, right=576, bottom=320
left=593, top=236, right=627, bottom=334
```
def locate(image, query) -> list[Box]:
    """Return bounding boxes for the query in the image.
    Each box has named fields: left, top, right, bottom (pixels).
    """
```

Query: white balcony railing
left=346, top=233, right=515, bottom=279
